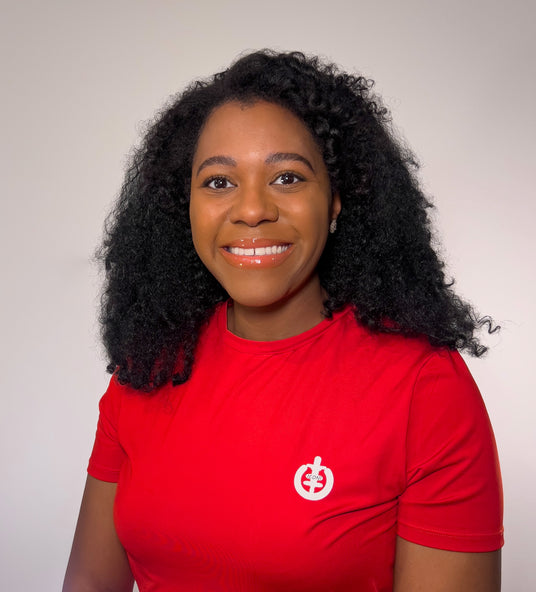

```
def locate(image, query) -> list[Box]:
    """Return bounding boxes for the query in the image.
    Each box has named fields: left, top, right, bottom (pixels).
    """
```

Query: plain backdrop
left=1, top=1, right=534, bottom=590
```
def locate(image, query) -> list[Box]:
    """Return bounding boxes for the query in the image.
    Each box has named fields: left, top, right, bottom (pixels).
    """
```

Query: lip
left=219, top=239, right=294, bottom=269
left=224, top=238, right=290, bottom=249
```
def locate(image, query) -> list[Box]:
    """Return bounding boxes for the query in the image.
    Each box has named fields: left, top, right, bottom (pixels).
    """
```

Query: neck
left=227, top=280, right=327, bottom=341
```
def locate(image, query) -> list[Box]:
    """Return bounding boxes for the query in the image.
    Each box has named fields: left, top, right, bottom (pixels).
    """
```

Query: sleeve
left=397, top=350, right=504, bottom=552
left=87, top=375, right=127, bottom=482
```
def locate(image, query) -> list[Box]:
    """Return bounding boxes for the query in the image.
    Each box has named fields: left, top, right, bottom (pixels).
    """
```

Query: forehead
left=193, top=100, right=322, bottom=161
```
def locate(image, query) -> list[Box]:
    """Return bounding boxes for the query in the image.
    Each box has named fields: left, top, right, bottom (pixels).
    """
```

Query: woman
left=64, top=50, right=503, bottom=591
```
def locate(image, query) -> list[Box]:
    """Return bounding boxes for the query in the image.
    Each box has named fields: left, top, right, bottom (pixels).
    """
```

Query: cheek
left=189, top=202, right=208, bottom=258
left=308, top=207, right=331, bottom=262
left=189, top=199, right=222, bottom=267
left=298, top=201, right=330, bottom=243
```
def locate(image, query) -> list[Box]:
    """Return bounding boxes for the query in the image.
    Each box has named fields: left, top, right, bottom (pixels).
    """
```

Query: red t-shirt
left=88, top=303, right=503, bottom=591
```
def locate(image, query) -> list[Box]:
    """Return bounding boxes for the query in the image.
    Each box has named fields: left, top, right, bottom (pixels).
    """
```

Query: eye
left=204, top=176, right=236, bottom=190
left=272, top=172, right=304, bottom=185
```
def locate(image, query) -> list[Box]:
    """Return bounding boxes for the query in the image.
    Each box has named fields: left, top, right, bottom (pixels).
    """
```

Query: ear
left=330, top=192, right=341, bottom=221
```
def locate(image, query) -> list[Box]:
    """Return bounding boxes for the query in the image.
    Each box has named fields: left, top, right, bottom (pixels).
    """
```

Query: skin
left=394, top=538, right=501, bottom=591
left=64, top=99, right=501, bottom=591
left=63, top=476, right=134, bottom=592
left=190, top=100, right=341, bottom=341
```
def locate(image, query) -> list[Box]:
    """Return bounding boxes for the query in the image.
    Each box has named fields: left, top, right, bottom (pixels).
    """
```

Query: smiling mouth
left=220, top=242, right=293, bottom=268
left=225, top=245, right=290, bottom=256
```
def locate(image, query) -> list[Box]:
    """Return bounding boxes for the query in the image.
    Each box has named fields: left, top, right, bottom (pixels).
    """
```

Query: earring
left=329, top=219, right=337, bottom=234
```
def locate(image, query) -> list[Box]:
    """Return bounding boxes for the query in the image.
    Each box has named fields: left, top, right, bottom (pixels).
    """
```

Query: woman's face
left=189, top=100, right=340, bottom=311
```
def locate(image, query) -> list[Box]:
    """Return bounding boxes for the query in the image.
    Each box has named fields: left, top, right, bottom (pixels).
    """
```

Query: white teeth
left=228, top=245, right=289, bottom=256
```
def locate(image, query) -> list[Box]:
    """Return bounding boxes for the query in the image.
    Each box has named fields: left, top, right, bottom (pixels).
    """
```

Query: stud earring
left=329, top=219, right=337, bottom=234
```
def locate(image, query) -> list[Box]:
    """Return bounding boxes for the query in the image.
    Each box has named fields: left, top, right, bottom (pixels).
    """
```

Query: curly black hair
left=98, top=49, right=497, bottom=391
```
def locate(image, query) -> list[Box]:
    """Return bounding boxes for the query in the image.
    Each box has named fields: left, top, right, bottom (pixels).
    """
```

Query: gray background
left=1, top=1, right=534, bottom=590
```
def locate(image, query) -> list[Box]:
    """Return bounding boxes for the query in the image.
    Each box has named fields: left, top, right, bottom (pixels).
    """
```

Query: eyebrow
left=196, top=155, right=237, bottom=176
left=265, top=152, right=315, bottom=172
left=195, top=152, right=315, bottom=176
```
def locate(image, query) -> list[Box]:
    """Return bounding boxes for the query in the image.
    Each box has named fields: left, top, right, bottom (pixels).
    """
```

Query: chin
left=227, top=288, right=291, bottom=311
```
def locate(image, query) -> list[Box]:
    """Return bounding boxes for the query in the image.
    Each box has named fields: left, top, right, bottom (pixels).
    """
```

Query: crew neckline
left=216, top=301, right=354, bottom=354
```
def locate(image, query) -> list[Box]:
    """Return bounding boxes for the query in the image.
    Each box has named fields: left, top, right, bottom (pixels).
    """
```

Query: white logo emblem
left=294, top=455, right=334, bottom=501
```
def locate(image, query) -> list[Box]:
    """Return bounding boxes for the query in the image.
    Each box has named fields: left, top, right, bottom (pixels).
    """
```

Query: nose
left=229, top=185, right=279, bottom=227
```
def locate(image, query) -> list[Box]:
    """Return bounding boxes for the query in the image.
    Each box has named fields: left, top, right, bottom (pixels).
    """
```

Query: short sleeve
left=87, top=375, right=127, bottom=482
left=397, top=351, right=504, bottom=552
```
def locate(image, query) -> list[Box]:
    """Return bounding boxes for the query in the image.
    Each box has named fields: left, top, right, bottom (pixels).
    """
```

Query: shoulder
left=333, top=306, right=450, bottom=383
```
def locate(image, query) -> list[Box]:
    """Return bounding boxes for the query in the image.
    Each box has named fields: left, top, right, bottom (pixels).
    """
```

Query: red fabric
left=88, top=303, right=503, bottom=591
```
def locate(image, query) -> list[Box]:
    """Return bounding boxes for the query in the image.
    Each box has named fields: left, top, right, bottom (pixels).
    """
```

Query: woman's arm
left=394, top=537, right=501, bottom=592
left=63, top=475, right=134, bottom=592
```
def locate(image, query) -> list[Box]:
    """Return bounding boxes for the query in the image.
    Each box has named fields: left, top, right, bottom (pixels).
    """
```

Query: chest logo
left=294, top=456, right=334, bottom=501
